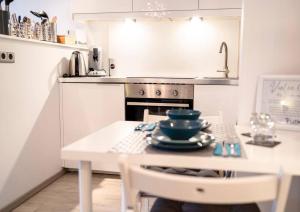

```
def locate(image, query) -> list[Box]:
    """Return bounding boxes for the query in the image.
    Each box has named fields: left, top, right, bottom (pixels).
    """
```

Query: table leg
left=79, top=161, right=92, bottom=212
left=120, top=181, right=127, bottom=212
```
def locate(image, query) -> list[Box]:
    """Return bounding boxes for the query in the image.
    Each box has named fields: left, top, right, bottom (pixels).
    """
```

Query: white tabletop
left=61, top=121, right=300, bottom=176
left=236, top=125, right=300, bottom=175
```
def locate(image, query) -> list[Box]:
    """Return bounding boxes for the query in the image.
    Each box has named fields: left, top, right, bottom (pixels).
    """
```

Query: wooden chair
left=119, top=155, right=292, bottom=212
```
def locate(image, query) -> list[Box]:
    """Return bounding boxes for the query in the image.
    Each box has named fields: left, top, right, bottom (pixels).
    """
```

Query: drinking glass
left=250, top=113, right=275, bottom=144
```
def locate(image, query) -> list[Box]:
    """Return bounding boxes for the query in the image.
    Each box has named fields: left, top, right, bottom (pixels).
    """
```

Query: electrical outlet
left=0, top=51, right=15, bottom=63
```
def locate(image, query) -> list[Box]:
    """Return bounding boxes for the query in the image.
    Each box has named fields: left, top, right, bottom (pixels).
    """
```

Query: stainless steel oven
left=125, top=83, right=194, bottom=121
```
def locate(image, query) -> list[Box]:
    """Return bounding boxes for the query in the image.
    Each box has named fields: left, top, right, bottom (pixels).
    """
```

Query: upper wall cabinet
left=133, top=0, right=199, bottom=11
left=198, top=0, right=242, bottom=9
left=71, top=0, right=242, bottom=21
left=71, top=0, right=132, bottom=14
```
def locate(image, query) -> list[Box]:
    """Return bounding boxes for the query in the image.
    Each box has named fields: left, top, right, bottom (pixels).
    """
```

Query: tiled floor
left=13, top=172, right=121, bottom=212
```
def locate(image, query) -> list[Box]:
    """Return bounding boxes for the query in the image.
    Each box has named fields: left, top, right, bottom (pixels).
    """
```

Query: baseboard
left=66, top=168, right=120, bottom=176
left=0, top=169, right=66, bottom=212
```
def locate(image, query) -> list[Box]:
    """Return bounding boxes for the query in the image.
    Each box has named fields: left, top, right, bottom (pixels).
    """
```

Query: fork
left=222, top=141, right=228, bottom=157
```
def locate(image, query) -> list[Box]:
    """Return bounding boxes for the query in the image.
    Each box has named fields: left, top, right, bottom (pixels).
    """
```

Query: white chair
left=143, top=109, right=168, bottom=123
left=119, top=155, right=292, bottom=212
left=143, top=109, right=224, bottom=123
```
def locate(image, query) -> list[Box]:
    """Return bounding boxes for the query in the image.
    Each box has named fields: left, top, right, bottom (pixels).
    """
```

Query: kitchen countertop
left=58, top=76, right=239, bottom=85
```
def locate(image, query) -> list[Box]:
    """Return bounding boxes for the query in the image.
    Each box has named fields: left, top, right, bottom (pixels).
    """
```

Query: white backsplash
left=87, top=18, right=240, bottom=78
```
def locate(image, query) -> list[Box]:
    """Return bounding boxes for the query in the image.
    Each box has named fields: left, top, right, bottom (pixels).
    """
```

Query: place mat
left=110, top=118, right=246, bottom=159
left=246, top=140, right=281, bottom=148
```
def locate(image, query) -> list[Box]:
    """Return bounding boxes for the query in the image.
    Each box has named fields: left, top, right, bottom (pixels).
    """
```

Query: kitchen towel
left=213, top=142, right=241, bottom=157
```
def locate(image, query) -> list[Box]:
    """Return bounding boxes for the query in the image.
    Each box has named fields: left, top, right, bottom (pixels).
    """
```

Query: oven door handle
left=126, top=102, right=190, bottom=108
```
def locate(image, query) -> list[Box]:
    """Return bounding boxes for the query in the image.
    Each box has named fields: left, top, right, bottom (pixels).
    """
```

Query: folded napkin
left=213, top=142, right=241, bottom=157
left=234, top=143, right=241, bottom=156
left=134, top=123, right=156, bottom=131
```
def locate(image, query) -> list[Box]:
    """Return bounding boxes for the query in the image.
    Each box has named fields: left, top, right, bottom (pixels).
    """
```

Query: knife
left=222, top=141, right=229, bottom=157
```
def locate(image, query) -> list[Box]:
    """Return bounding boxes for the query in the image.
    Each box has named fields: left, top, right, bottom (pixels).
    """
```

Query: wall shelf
left=0, top=34, right=88, bottom=51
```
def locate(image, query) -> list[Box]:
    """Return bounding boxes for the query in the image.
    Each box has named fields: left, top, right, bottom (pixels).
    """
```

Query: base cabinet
left=194, top=85, right=238, bottom=125
left=60, top=83, right=125, bottom=171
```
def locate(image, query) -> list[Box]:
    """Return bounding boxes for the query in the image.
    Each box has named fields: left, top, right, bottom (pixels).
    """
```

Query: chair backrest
left=119, top=155, right=291, bottom=212
left=143, top=109, right=223, bottom=123
left=143, top=109, right=168, bottom=122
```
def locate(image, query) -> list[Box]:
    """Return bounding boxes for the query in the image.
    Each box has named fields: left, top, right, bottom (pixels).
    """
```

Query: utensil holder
left=9, top=22, right=18, bottom=36
left=10, top=22, right=33, bottom=39
left=7, top=16, right=57, bottom=43
left=49, top=22, right=57, bottom=42
left=18, top=23, right=25, bottom=38
left=33, top=23, right=42, bottom=40
left=0, top=11, right=10, bottom=35
left=24, top=22, right=33, bottom=39
left=41, top=22, right=49, bottom=41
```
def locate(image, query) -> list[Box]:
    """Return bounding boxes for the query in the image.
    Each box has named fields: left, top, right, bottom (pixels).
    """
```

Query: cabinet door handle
left=126, top=102, right=190, bottom=108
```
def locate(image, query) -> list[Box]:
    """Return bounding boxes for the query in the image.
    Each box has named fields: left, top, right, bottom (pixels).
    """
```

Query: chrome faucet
left=217, top=41, right=230, bottom=78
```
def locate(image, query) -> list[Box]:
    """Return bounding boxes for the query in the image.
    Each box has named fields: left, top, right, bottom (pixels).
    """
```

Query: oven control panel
left=125, top=84, right=194, bottom=99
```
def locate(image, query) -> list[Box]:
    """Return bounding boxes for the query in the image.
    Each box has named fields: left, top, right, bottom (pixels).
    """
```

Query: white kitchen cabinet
left=71, top=0, right=242, bottom=15
left=61, top=83, right=125, bottom=170
left=72, top=0, right=241, bottom=21
left=133, top=0, right=198, bottom=11
left=194, top=85, right=239, bottom=125
left=198, top=0, right=242, bottom=9
left=71, top=0, right=132, bottom=14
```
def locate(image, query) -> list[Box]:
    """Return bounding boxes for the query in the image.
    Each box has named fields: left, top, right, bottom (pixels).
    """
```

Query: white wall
left=0, top=38, right=76, bottom=209
left=239, top=1, right=300, bottom=211
left=194, top=85, right=239, bottom=125
left=238, top=0, right=300, bottom=124
left=10, top=0, right=73, bottom=35
left=87, top=18, right=240, bottom=78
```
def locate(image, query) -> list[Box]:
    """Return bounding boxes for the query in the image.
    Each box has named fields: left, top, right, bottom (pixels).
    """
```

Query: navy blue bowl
left=159, top=120, right=201, bottom=140
left=166, top=109, right=201, bottom=120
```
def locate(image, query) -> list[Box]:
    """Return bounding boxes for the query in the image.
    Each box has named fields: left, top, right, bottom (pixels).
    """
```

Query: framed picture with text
left=256, top=75, right=300, bottom=131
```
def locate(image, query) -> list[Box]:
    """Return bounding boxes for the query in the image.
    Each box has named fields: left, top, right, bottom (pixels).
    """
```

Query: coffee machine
left=88, top=47, right=106, bottom=76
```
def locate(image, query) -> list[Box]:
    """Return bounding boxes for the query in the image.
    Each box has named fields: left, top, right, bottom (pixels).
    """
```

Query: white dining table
left=61, top=120, right=300, bottom=212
